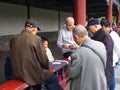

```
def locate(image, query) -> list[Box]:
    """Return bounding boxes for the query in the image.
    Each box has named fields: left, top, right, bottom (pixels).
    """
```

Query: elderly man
left=87, top=19, right=114, bottom=90
left=10, top=18, right=63, bottom=90
left=67, top=24, right=107, bottom=90
left=57, top=17, right=78, bottom=58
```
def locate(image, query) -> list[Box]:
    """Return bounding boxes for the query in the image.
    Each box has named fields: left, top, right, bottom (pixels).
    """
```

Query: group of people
left=5, top=16, right=120, bottom=90
left=57, top=17, right=120, bottom=90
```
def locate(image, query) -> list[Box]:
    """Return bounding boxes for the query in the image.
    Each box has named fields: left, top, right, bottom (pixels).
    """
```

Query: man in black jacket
left=87, top=18, right=114, bottom=90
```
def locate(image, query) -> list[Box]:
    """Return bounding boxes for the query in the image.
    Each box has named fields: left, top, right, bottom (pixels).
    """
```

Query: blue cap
left=87, top=19, right=100, bottom=27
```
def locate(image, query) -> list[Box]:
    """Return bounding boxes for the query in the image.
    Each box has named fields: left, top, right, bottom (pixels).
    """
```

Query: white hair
left=73, top=24, right=88, bottom=37
left=65, top=17, right=74, bottom=24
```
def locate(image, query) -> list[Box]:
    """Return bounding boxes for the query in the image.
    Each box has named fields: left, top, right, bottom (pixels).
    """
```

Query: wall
left=0, top=2, right=72, bottom=35
left=0, top=2, right=72, bottom=83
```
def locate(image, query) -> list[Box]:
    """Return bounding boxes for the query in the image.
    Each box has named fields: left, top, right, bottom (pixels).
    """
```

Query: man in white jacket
left=57, top=17, right=78, bottom=58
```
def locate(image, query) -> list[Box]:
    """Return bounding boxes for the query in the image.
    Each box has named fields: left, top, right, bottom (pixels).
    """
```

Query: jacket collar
left=21, top=29, right=32, bottom=34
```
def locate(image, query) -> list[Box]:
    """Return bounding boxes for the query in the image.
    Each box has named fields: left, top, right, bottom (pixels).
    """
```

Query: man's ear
left=94, top=25, right=97, bottom=28
left=74, top=34, right=79, bottom=39
left=31, top=28, right=35, bottom=32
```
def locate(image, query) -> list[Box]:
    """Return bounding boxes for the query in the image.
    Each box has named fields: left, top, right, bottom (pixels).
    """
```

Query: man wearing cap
left=10, top=18, right=63, bottom=90
left=87, top=18, right=114, bottom=90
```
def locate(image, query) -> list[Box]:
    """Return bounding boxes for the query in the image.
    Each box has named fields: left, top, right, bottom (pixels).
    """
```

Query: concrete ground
left=115, top=66, right=120, bottom=90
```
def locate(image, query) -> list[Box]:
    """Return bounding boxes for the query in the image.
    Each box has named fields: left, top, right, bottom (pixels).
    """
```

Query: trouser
left=26, top=74, right=63, bottom=90
left=45, top=73, right=63, bottom=90
left=63, top=52, right=73, bottom=58
left=107, top=67, right=116, bottom=90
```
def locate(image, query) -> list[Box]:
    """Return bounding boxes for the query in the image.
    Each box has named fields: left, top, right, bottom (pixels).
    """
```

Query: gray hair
left=65, top=17, right=74, bottom=24
left=73, top=24, right=88, bottom=37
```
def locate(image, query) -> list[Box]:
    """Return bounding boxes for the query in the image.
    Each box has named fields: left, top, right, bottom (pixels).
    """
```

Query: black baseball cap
left=25, top=18, right=41, bottom=30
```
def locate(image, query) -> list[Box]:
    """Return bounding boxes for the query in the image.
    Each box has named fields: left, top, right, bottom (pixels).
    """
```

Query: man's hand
left=62, top=44, right=76, bottom=49
left=69, top=45, right=76, bottom=49
left=62, top=44, right=69, bottom=49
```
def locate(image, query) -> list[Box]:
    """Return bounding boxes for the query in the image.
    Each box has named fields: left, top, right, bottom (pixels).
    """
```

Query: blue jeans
left=5, top=56, right=13, bottom=80
left=63, top=52, right=73, bottom=58
left=26, top=74, right=63, bottom=90
left=107, top=67, right=116, bottom=90
left=45, top=73, right=63, bottom=90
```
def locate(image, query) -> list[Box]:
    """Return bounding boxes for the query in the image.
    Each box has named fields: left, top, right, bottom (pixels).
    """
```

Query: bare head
left=65, top=17, right=74, bottom=31
left=73, top=24, right=88, bottom=45
left=41, top=36, right=49, bottom=50
left=100, top=19, right=111, bottom=33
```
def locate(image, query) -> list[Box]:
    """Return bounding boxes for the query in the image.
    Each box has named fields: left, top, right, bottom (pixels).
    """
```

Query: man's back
left=10, top=30, right=51, bottom=85
left=67, top=38, right=107, bottom=90
left=92, top=28, right=114, bottom=82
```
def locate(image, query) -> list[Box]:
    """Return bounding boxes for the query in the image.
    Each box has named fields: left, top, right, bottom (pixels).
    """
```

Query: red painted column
left=106, top=0, right=113, bottom=26
left=73, top=0, right=86, bottom=26
left=117, top=7, right=120, bottom=23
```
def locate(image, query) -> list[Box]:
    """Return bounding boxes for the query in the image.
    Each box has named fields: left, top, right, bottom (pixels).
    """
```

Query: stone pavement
left=115, top=66, right=120, bottom=90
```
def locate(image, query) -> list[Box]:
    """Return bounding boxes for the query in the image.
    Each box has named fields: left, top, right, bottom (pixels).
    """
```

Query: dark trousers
left=107, top=68, right=116, bottom=90
left=5, top=56, right=13, bottom=80
left=25, top=74, right=63, bottom=90
left=45, top=74, right=63, bottom=90
left=63, top=52, right=73, bottom=58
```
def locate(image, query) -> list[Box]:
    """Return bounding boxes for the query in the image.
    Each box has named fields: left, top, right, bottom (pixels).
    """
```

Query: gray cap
left=25, top=18, right=40, bottom=30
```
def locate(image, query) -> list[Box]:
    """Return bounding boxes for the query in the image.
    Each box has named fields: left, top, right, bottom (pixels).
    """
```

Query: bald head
left=65, top=17, right=74, bottom=31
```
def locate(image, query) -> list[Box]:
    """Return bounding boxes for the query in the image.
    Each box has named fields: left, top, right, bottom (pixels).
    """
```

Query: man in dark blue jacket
left=87, top=18, right=114, bottom=90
